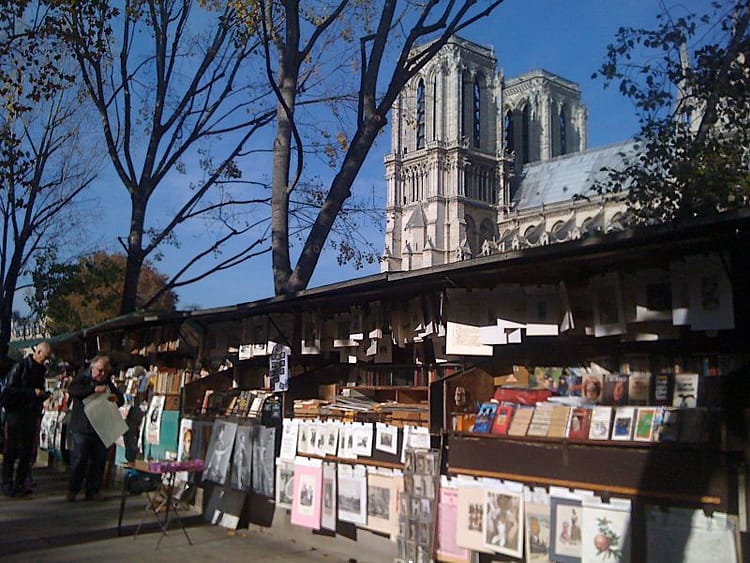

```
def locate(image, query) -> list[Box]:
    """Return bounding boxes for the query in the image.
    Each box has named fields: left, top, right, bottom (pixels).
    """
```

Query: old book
left=526, top=402, right=554, bottom=437
left=490, top=405, right=514, bottom=435
left=567, top=407, right=592, bottom=440
left=633, top=407, right=657, bottom=441
left=507, top=405, right=534, bottom=437
left=610, top=406, right=635, bottom=440
left=656, top=407, right=681, bottom=442
left=471, top=402, right=498, bottom=433
left=628, top=372, right=651, bottom=405
left=672, top=373, right=699, bottom=407
left=547, top=405, right=572, bottom=438
left=588, top=406, right=613, bottom=440
left=603, top=374, right=629, bottom=406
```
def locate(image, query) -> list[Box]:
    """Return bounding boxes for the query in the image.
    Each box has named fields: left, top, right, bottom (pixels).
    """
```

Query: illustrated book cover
left=588, top=406, right=613, bottom=440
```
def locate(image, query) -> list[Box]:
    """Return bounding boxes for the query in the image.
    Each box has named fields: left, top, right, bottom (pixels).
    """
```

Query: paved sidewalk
left=0, top=462, right=375, bottom=562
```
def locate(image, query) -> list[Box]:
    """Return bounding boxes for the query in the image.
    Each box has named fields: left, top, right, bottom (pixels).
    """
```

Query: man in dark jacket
left=66, top=355, right=124, bottom=501
left=1, top=342, right=52, bottom=497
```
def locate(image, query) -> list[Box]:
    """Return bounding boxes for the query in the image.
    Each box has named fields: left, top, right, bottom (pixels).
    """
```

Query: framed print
left=291, top=458, right=323, bottom=530
left=203, top=419, right=238, bottom=485
left=337, top=464, right=367, bottom=525
left=321, top=462, right=337, bottom=531
left=483, top=489, right=524, bottom=558
left=456, top=485, right=493, bottom=553
left=581, top=497, right=631, bottom=562
left=275, top=458, right=295, bottom=509
left=251, top=426, right=276, bottom=497
left=365, top=470, right=398, bottom=538
left=550, top=495, right=583, bottom=563
left=376, top=423, right=399, bottom=455
left=229, top=424, right=255, bottom=492
left=524, top=487, right=552, bottom=563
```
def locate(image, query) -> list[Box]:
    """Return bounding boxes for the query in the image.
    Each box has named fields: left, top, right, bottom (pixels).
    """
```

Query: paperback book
left=507, top=406, right=535, bottom=437
left=490, top=405, right=515, bottom=435
left=567, top=407, right=592, bottom=440
left=633, top=407, right=658, bottom=442
left=471, top=402, right=498, bottom=433
left=588, top=406, right=613, bottom=440
left=610, top=407, right=635, bottom=440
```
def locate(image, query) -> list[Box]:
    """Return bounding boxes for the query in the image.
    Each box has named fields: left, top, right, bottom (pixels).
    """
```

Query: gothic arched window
left=472, top=73, right=482, bottom=148
left=416, top=79, right=426, bottom=149
left=522, top=104, right=531, bottom=164
left=504, top=110, right=514, bottom=154
left=559, top=106, right=567, bottom=155
left=432, top=76, right=438, bottom=141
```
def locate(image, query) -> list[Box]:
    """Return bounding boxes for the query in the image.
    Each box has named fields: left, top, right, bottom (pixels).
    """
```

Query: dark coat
left=67, top=370, right=125, bottom=435
left=2, top=355, right=48, bottom=416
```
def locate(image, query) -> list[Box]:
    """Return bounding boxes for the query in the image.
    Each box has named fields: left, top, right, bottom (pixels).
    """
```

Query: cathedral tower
left=382, top=37, right=588, bottom=272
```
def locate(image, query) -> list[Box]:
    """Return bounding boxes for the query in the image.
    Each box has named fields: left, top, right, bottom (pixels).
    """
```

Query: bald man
left=2, top=343, right=52, bottom=497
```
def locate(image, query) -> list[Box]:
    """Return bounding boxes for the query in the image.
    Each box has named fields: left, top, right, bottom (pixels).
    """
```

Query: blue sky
left=172, top=0, right=709, bottom=310
left=30, top=1, right=709, bottom=314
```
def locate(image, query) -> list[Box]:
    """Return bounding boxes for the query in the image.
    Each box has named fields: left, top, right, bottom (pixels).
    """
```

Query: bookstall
left=69, top=210, right=749, bottom=562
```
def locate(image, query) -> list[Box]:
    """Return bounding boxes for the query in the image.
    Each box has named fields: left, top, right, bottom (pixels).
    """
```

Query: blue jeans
left=69, top=432, right=109, bottom=496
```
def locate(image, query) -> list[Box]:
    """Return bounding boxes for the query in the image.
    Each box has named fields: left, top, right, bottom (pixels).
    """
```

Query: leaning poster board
left=83, top=392, right=128, bottom=448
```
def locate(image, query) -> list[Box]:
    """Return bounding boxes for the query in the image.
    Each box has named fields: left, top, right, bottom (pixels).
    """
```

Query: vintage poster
left=375, top=423, right=398, bottom=455
left=321, top=461, right=337, bottom=531
left=279, top=417, right=299, bottom=461
left=337, top=464, right=367, bottom=525
left=144, top=394, right=165, bottom=446
left=229, top=424, right=255, bottom=492
left=251, top=425, right=276, bottom=497
left=581, top=496, right=631, bottom=562
left=203, top=419, right=238, bottom=485
left=456, top=482, right=493, bottom=553
left=550, top=494, right=583, bottom=563
left=291, top=457, right=323, bottom=530
left=436, top=478, right=471, bottom=563
left=524, top=487, right=552, bottom=563
left=364, top=469, right=398, bottom=538
left=275, top=458, right=295, bottom=509
left=483, top=488, right=524, bottom=558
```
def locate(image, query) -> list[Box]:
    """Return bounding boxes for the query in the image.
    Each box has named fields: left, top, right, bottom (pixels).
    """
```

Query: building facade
left=383, top=36, right=631, bottom=272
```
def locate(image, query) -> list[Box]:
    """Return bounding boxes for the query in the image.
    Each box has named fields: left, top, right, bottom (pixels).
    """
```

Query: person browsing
left=1, top=342, right=52, bottom=497
left=66, top=355, right=124, bottom=501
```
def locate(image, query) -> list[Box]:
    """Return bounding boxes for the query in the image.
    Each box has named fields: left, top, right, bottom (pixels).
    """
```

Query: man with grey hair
left=1, top=342, right=52, bottom=497
left=66, top=355, right=124, bottom=501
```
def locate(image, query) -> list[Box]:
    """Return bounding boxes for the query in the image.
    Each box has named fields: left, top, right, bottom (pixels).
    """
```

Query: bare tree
left=58, top=0, right=276, bottom=314
left=0, top=2, right=95, bottom=355
left=257, top=0, right=504, bottom=295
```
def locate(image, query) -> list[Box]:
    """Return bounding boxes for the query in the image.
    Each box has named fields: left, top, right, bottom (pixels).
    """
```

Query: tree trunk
left=0, top=247, right=26, bottom=357
left=284, top=115, right=385, bottom=293
left=120, top=194, right=148, bottom=315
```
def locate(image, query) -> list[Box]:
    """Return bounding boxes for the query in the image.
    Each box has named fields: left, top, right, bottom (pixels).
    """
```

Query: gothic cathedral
left=383, top=36, right=631, bottom=272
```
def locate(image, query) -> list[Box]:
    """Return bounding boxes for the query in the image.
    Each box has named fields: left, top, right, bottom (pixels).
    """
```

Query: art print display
left=483, top=488, right=524, bottom=558
left=524, top=487, right=552, bottom=563
left=322, top=421, right=340, bottom=456
left=397, top=448, right=441, bottom=563
left=321, top=462, right=337, bottom=531
left=279, top=418, right=299, bottom=460
left=229, top=424, right=255, bottom=492
left=352, top=422, right=374, bottom=457
left=291, top=458, right=323, bottom=530
left=337, top=423, right=356, bottom=460
left=275, top=458, right=295, bottom=509
left=436, top=479, right=470, bottom=563
left=365, top=470, right=398, bottom=537
left=337, top=464, right=367, bottom=525
left=456, top=484, right=492, bottom=553
left=145, top=394, right=165, bottom=445
left=251, top=425, right=276, bottom=497
left=550, top=495, right=583, bottom=563
left=375, top=423, right=399, bottom=455
left=581, top=497, right=631, bottom=562
left=203, top=420, right=238, bottom=485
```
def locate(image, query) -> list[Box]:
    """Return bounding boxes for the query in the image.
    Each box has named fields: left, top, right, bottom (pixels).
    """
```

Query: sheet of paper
left=83, top=392, right=128, bottom=448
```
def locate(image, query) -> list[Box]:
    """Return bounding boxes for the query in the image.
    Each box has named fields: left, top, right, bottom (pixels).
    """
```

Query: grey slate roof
left=512, top=141, right=637, bottom=211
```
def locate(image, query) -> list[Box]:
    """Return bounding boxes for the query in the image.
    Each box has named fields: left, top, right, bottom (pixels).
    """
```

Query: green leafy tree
left=593, top=1, right=750, bottom=224
left=28, top=251, right=178, bottom=335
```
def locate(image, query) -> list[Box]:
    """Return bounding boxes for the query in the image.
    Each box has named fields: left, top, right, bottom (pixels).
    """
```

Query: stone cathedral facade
left=382, top=37, right=632, bottom=272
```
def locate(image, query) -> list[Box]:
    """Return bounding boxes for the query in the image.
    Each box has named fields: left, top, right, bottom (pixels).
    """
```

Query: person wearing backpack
left=1, top=342, right=52, bottom=497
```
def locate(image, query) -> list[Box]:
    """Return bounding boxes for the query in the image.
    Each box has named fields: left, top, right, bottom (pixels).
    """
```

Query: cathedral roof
left=512, top=141, right=637, bottom=211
